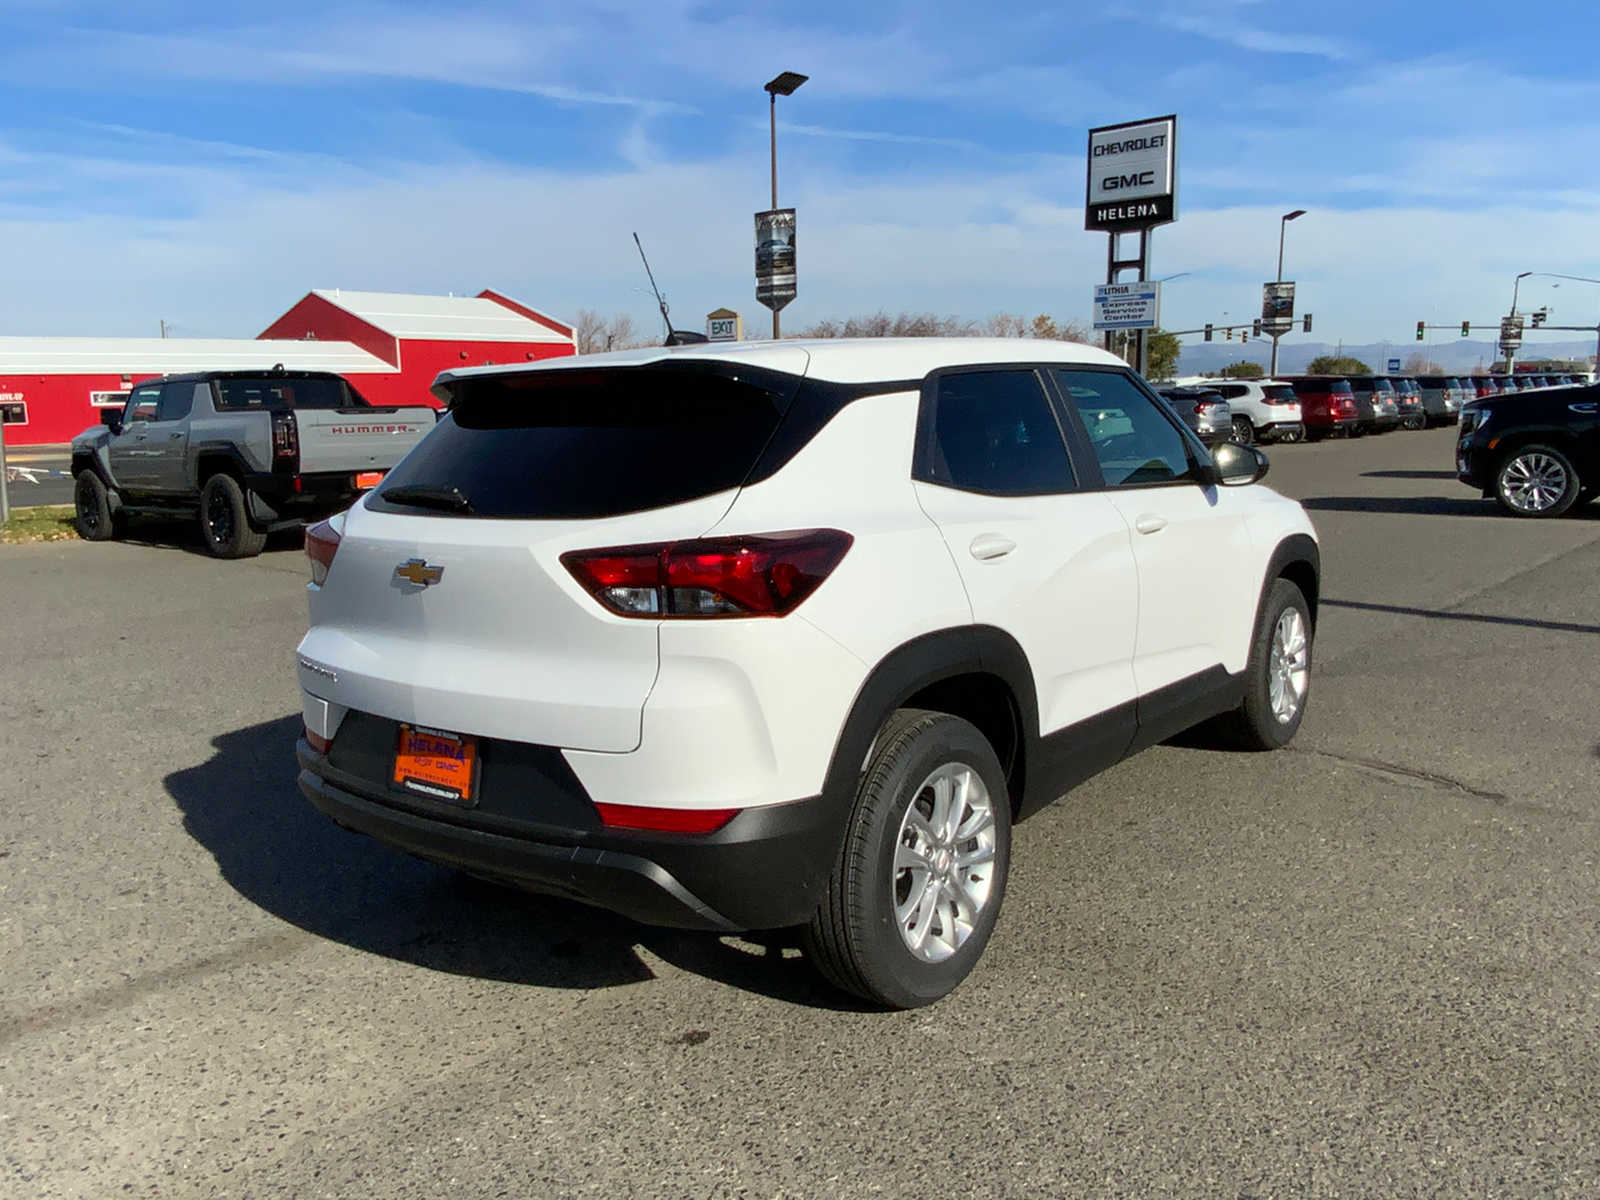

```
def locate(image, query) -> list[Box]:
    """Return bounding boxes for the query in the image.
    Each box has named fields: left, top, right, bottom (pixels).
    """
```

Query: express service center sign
left=1084, top=115, right=1177, bottom=232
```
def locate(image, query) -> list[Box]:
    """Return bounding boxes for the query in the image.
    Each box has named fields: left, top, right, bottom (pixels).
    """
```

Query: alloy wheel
left=892, top=763, right=998, bottom=963
left=1500, top=452, right=1569, bottom=514
left=1268, top=608, right=1310, bottom=724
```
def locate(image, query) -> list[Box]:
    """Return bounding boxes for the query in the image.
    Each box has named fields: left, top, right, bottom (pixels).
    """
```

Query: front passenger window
left=1055, top=370, right=1198, bottom=488
left=125, top=386, right=162, bottom=424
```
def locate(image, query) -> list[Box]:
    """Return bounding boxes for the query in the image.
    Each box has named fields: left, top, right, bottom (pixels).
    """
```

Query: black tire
left=1212, top=578, right=1312, bottom=751
left=1493, top=444, right=1579, bottom=519
left=803, top=709, right=1012, bottom=1009
left=1231, top=416, right=1255, bottom=445
left=73, top=470, right=117, bottom=541
left=200, top=473, right=268, bottom=558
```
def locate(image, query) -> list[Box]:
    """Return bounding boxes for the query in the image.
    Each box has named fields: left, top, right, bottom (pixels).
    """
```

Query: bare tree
left=794, top=310, right=1085, bottom=341
left=1402, top=353, right=1443, bottom=374
left=573, top=310, right=646, bottom=353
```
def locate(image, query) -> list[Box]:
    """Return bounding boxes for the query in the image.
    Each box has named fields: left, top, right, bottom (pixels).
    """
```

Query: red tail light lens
left=271, top=411, right=298, bottom=461
left=305, top=518, right=342, bottom=586
left=594, top=803, right=740, bottom=833
left=562, top=529, right=853, bottom=619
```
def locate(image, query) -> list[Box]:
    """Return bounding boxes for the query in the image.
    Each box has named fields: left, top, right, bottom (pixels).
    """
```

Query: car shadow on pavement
left=120, top=515, right=305, bottom=557
left=1302, top=495, right=1500, bottom=517
left=164, top=715, right=866, bottom=1010
left=1360, top=470, right=1460, bottom=480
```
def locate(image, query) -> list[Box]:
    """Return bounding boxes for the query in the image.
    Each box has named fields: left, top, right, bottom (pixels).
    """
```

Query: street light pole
left=1514, top=271, right=1600, bottom=379
left=1269, top=209, right=1305, bottom=379
left=763, top=71, right=807, bottom=340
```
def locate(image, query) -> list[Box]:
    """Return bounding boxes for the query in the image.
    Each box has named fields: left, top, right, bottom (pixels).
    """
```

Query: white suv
left=295, top=340, right=1320, bottom=1008
left=1174, top=376, right=1304, bottom=444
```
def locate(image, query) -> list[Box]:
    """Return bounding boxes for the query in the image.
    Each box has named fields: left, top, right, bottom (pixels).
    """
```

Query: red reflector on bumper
left=305, top=726, right=331, bottom=754
left=594, top=803, right=740, bottom=834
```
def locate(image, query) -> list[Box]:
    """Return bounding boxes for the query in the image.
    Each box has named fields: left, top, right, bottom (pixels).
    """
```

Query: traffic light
left=1416, top=320, right=1425, bottom=341
left=1252, top=318, right=1262, bottom=338
left=1461, top=320, right=1471, bottom=337
left=1302, top=313, right=1312, bottom=333
left=1532, top=309, right=1547, bottom=328
left=1204, top=323, right=1213, bottom=342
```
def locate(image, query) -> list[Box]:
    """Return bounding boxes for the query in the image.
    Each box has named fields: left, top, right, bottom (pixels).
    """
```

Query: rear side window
left=372, top=364, right=799, bottom=519
left=918, top=369, right=1075, bottom=495
left=1216, top=384, right=1248, bottom=399
left=214, top=376, right=358, bottom=411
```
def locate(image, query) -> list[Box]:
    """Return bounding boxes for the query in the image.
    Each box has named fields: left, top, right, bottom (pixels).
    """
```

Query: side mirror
left=102, top=411, right=123, bottom=434
left=1211, top=440, right=1269, bottom=487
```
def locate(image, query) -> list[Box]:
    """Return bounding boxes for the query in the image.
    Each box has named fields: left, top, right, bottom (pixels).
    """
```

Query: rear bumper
left=247, top=471, right=364, bottom=521
left=296, top=739, right=846, bottom=932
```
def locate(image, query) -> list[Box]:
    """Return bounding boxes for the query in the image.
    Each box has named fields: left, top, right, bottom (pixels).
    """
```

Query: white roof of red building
left=0, top=337, right=395, bottom=377
left=310, top=289, right=573, bottom=344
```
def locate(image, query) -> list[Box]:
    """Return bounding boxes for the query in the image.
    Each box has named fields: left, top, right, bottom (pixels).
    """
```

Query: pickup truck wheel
left=200, top=474, right=268, bottom=558
left=73, top=470, right=117, bottom=541
left=803, top=709, right=1011, bottom=1009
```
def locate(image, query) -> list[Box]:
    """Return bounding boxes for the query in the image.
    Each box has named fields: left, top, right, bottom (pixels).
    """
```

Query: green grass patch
left=1, top=504, right=77, bottom=543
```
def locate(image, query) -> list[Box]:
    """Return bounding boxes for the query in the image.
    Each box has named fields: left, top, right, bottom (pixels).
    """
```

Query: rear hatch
left=297, top=352, right=810, bottom=752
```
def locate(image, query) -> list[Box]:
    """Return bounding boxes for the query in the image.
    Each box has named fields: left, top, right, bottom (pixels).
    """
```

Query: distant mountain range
left=1175, top=338, right=1598, bottom=377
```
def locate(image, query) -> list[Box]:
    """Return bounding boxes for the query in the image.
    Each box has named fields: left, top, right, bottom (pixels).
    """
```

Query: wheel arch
left=1261, top=533, right=1321, bottom=630
left=820, top=626, right=1039, bottom=821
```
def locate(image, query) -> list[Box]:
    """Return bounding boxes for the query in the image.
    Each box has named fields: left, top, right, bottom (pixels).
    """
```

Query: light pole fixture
left=1269, top=210, right=1306, bottom=378
left=762, top=71, right=807, bottom=338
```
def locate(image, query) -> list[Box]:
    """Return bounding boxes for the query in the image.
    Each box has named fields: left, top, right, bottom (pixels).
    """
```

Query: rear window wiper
left=380, top=483, right=474, bottom=513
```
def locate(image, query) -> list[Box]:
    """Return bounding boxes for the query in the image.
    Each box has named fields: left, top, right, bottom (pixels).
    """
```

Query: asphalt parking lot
left=3, top=425, right=1598, bottom=1197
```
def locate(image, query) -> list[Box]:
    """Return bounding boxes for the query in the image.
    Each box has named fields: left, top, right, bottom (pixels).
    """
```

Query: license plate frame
left=393, top=724, right=478, bottom=806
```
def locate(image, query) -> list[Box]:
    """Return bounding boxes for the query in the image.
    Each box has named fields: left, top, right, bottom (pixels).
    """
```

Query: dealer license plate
left=393, top=725, right=477, bottom=805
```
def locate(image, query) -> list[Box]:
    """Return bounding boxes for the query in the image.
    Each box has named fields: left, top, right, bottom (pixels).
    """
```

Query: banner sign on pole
left=754, top=209, right=797, bottom=312
left=1085, top=115, right=1177, bottom=232
left=1499, top=314, right=1525, bottom=351
left=1093, top=281, right=1161, bottom=331
left=1261, top=281, right=1296, bottom=335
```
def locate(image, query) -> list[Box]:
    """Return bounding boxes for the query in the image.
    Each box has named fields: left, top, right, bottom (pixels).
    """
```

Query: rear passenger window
left=919, top=370, right=1075, bottom=495
left=1055, top=369, right=1197, bottom=488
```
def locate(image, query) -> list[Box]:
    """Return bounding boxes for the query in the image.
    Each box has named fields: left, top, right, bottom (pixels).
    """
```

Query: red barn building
left=0, top=287, right=574, bottom=446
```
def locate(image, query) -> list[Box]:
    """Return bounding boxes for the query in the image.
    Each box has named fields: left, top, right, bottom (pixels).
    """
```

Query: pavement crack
left=1288, top=745, right=1509, bottom=800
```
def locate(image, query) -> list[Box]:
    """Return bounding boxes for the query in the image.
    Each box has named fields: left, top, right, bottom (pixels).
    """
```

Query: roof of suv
left=433, top=337, right=1130, bottom=391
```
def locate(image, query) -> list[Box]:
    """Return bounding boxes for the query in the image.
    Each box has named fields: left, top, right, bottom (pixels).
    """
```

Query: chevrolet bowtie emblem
left=394, top=558, right=444, bottom=586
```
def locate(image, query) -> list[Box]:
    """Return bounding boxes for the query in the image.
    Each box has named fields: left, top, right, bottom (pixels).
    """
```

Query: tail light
left=271, top=411, right=299, bottom=463
left=562, top=529, right=853, bottom=618
left=1191, top=396, right=1216, bottom=411
left=305, top=517, right=342, bottom=586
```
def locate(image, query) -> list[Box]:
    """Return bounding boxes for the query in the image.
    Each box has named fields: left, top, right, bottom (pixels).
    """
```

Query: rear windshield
left=1292, top=379, right=1352, bottom=396
left=369, top=364, right=800, bottom=519
left=214, top=376, right=364, bottom=410
left=1373, top=379, right=1396, bottom=394
left=1262, top=384, right=1295, bottom=403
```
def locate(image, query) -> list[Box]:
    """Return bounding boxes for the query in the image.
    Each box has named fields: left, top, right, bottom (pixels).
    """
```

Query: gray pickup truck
left=70, top=369, right=435, bottom=558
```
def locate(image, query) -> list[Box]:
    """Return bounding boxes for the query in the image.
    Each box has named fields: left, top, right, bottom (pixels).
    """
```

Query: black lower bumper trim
left=299, top=766, right=741, bottom=931
left=296, top=739, right=850, bottom=933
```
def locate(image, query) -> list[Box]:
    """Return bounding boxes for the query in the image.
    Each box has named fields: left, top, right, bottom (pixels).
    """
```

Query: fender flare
left=817, top=625, right=1039, bottom=816
left=1258, top=533, right=1321, bottom=627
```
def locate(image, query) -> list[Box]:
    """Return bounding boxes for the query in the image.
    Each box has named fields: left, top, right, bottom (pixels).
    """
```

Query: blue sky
left=1, top=0, right=1598, bottom=354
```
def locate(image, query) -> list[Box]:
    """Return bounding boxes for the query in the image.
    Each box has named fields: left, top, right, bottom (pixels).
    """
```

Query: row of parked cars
left=1159, top=372, right=1591, bottom=445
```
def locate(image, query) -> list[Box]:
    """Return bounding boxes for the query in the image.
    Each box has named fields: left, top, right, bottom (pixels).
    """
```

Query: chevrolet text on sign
left=1084, top=115, right=1177, bottom=232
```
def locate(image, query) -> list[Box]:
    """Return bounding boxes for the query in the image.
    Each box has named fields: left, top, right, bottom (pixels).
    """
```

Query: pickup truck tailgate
left=294, top=407, right=436, bottom=474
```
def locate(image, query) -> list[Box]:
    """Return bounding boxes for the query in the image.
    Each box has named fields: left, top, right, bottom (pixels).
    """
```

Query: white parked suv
left=295, top=340, right=1320, bottom=1008
left=1173, top=376, right=1304, bottom=444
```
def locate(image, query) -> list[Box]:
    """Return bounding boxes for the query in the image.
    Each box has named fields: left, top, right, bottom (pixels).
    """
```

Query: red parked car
left=1284, top=377, right=1359, bottom=440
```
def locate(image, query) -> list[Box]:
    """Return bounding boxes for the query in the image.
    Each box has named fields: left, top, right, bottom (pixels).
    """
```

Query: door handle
left=969, top=534, right=1016, bottom=561
left=1134, top=514, right=1168, bottom=535
left=169, top=432, right=184, bottom=440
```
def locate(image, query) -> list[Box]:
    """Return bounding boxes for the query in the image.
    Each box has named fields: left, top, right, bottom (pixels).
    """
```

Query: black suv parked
left=1457, top=383, right=1600, bottom=517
